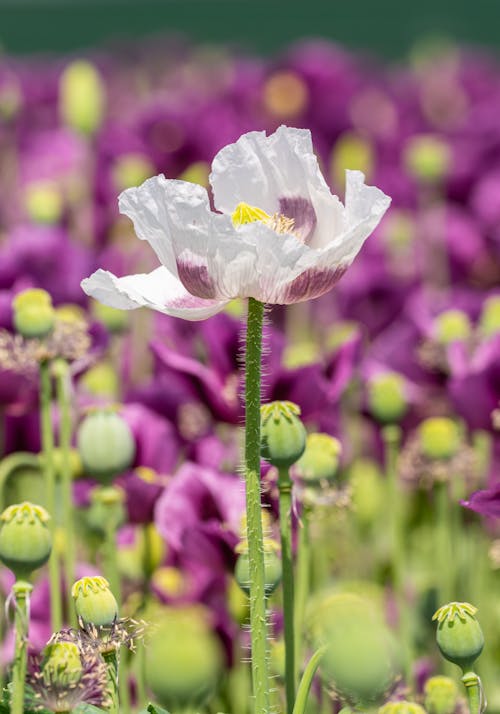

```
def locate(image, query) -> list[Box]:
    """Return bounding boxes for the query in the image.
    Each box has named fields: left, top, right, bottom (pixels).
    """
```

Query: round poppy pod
left=41, top=642, right=83, bottom=689
left=424, top=676, right=459, bottom=714
left=419, top=418, right=461, bottom=461
left=295, top=433, right=342, bottom=484
left=479, top=296, right=500, bottom=338
left=72, top=576, right=118, bottom=627
left=379, top=702, right=426, bottom=714
left=261, top=401, right=306, bottom=469
left=235, top=548, right=282, bottom=598
left=433, top=309, right=472, bottom=345
left=0, top=502, right=52, bottom=579
left=368, top=372, right=408, bottom=425
left=12, top=288, right=55, bottom=339
left=77, top=408, right=136, bottom=482
left=59, top=60, right=105, bottom=136
left=433, top=602, right=484, bottom=671
left=145, top=607, right=223, bottom=710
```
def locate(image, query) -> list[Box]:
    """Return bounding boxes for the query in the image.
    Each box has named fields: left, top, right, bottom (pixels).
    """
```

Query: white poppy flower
left=82, top=125, right=391, bottom=321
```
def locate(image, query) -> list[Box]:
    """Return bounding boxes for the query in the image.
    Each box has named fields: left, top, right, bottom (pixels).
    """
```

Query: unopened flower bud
left=433, top=602, right=484, bottom=671
left=72, top=576, right=118, bottom=627
left=433, top=309, right=472, bottom=345
left=41, top=641, right=83, bottom=689
left=419, top=417, right=461, bottom=460
left=24, top=181, right=63, bottom=224
left=145, top=606, right=223, bottom=709
left=235, top=545, right=282, bottom=597
left=478, top=296, right=500, bottom=338
left=91, top=301, right=129, bottom=335
left=424, top=675, right=459, bottom=714
left=0, top=502, right=51, bottom=579
left=368, top=372, right=408, bottom=424
left=295, top=433, right=342, bottom=484
left=261, top=401, right=307, bottom=468
left=404, top=134, right=450, bottom=183
left=59, top=60, right=105, bottom=135
left=77, top=407, right=135, bottom=481
left=12, top=288, right=55, bottom=339
left=379, top=702, right=426, bottom=714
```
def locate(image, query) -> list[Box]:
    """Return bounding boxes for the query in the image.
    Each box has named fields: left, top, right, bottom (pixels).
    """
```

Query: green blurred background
left=0, top=0, right=497, bottom=58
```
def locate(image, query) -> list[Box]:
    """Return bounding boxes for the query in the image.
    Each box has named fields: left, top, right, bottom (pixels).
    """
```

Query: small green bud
left=112, top=153, right=154, bottom=191
left=419, top=417, right=461, bottom=460
left=283, top=341, right=320, bottom=369
left=433, top=309, right=472, bottom=345
left=424, top=675, right=459, bottom=714
left=433, top=602, right=484, bottom=671
left=0, top=502, right=51, bottom=579
left=404, top=134, right=450, bottom=183
left=368, top=372, right=408, bottom=424
left=331, top=131, right=375, bottom=188
left=86, top=486, right=126, bottom=535
left=24, top=181, right=64, bottom=224
left=12, top=288, right=55, bottom=339
left=478, top=296, right=500, bottom=338
left=227, top=576, right=249, bottom=625
left=41, top=641, right=83, bottom=689
left=77, top=407, right=136, bottom=482
left=379, top=702, right=426, bottom=714
left=72, top=576, right=118, bottom=627
left=91, top=300, right=129, bottom=335
left=59, top=60, right=105, bottom=135
left=145, top=606, right=224, bottom=709
left=350, top=459, right=385, bottom=527
left=295, top=433, right=342, bottom=484
left=80, top=361, right=120, bottom=399
left=261, top=401, right=307, bottom=468
left=270, top=639, right=286, bottom=679
left=51, top=447, right=83, bottom=480
left=235, top=546, right=282, bottom=597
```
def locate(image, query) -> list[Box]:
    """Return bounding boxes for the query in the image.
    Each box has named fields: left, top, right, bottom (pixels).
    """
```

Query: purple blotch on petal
left=176, top=259, right=217, bottom=299
left=279, top=196, right=317, bottom=243
left=280, top=265, right=347, bottom=304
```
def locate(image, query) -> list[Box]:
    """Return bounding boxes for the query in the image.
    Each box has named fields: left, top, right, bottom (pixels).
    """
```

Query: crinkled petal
left=209, top=125, right=345, bottom=248
left=81, top=266, right=229, bottom=321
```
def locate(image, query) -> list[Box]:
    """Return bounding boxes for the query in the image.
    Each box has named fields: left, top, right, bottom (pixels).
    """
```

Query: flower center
left=231, top=202, right=296, bottom=236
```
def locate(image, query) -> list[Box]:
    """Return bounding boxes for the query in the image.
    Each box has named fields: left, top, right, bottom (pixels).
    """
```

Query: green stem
left=0, top=452, right=41, bottom=512
left=294, top=505, right=310, bottom=683
left=292, top=646, right=326, bottom=714
left=40, top=358, right=62, bottom=631
left=119, top=653, right=131, bottom=714
left=278, top=466, right=295, bottom=714
left=435, top=480, right=453, bottom=604
left=461, top=671, right=483, bottom=714
left=135, top=643, right=147, bottom=711
left=103, top=517, right=121, bottom=608
left=103, top=650, right=119, bottom=714
left=244, top=298, right=269, bottom=714
left=10, top=580, right=33, bottom=714
left=54, top=358, right=77, bottom=627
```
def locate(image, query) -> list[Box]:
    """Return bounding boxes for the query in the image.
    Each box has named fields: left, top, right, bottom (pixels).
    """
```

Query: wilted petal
left=81, top=266, right=229, bottom=321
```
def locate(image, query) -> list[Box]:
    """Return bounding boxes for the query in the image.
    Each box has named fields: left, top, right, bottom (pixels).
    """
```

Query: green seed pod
left=433, top=602, right=484, bottom=671
left=12, top=288, right=55, bottom=339
left=261, top=401, right=307, bottom=468
left=433, top=309, right=472, bottom=345
left=51, top=447, right=83, bottom=481
left=86, top=486, right=126, bottom=536
left=350, top=459, right=385, bottom=527
left=295, top=433, right=342, bottom=484
left=379, top=702, right=426, bottom=714
left=72, top=576, right=118, bottom=627
left=91, top=301, right=130, bottom=336
left=424, top=675, right=459, bottom=714
left=235, top=546, right=282, bottom=597
left=404, top=134, right=450, bottom=184
left=77, top=407, right=136, bottom=482
left=24, top=181, right=64, bottom=225
left=145, top=606, right=223, bottom=710
left=331, top=131, right=374, bottom=188
left=478, top=296, right=500, bottom=338
left=0, top=502, right=52, bottom=579
left=419, top=418, right=461, bottom=461
left=41, top=641, right=83, bottom=689
left=59, top=60, right=105, bottom=135
left=368, top=372, right=408, bottom=425
left=80, top=361, right=120, bottom=399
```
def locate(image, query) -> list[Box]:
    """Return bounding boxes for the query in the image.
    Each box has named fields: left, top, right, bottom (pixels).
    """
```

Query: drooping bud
left=41, top=641, right=83, bottom=689
left=0, top=502, right=51, bottom=579
left=404, top=134, right=450, bottom=184
left=77, top=407, right=135, bottom=482
left=478, top=295, right=500, bottom=338
left=378, top=702, right=426, bottom=714
left=433, top=602, right=484, bottom=671
left=419, top=417, right=461, bottom=461
left=261, top=401, right=307, bottom=468
left=72, top=576, right=118, bottom=627
left=424, top=675, right=459, bottom=714
left=368, top=372, right=408, bottom=425
left=24, top=181, right=64, bottom=225
left=145, top=606, right=223, bottom=710
left=12, top=288, right=55, bottom=340
left=433, top=309, right=472, bottom=345
left=59, top=60, right=105, bottom=135
left=295, top=433, right=342, bottom=484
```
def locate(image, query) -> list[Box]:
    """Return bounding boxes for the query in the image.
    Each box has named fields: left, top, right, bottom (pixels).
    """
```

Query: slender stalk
left=292, top=646, right=326, bottom=714
left=119, top=653, right=131, bottom=714
left=54, top=358, right=77, bottom=627
left=294, top=505, right=310, bottom=683
left=103, top=650, right=119, bottom=714
left=435, top=480, right=453, bottom=604
left=0, top=452, right=41, bottom=511
left=278, top=466, right=295, bottom=714
left=10, top=580, right=33, bottom=714
left=244, top=298, right=269, bottom=714
left=462, top=671, right=484, bottom=714
left=103, top=517, right=121, bottom=608
left=40, top=358, right=62, bottom=631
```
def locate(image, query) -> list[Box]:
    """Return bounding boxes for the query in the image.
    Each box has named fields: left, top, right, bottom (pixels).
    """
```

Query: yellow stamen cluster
left=231, top=202, right=296, bottom=236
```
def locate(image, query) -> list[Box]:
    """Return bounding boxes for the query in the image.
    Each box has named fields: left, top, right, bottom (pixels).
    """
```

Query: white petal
left=209, top=125, right=345, bottom=248
left=81, top=266, right=229, bottom=321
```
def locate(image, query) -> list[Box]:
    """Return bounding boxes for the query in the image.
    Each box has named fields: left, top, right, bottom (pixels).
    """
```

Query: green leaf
left=146, top=704, right=171, bottom=714
left=292, top=645, right=327, bottom=714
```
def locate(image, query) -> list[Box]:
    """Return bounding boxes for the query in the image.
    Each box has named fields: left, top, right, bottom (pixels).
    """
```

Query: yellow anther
left=231, top=202, right=270, bottom=226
